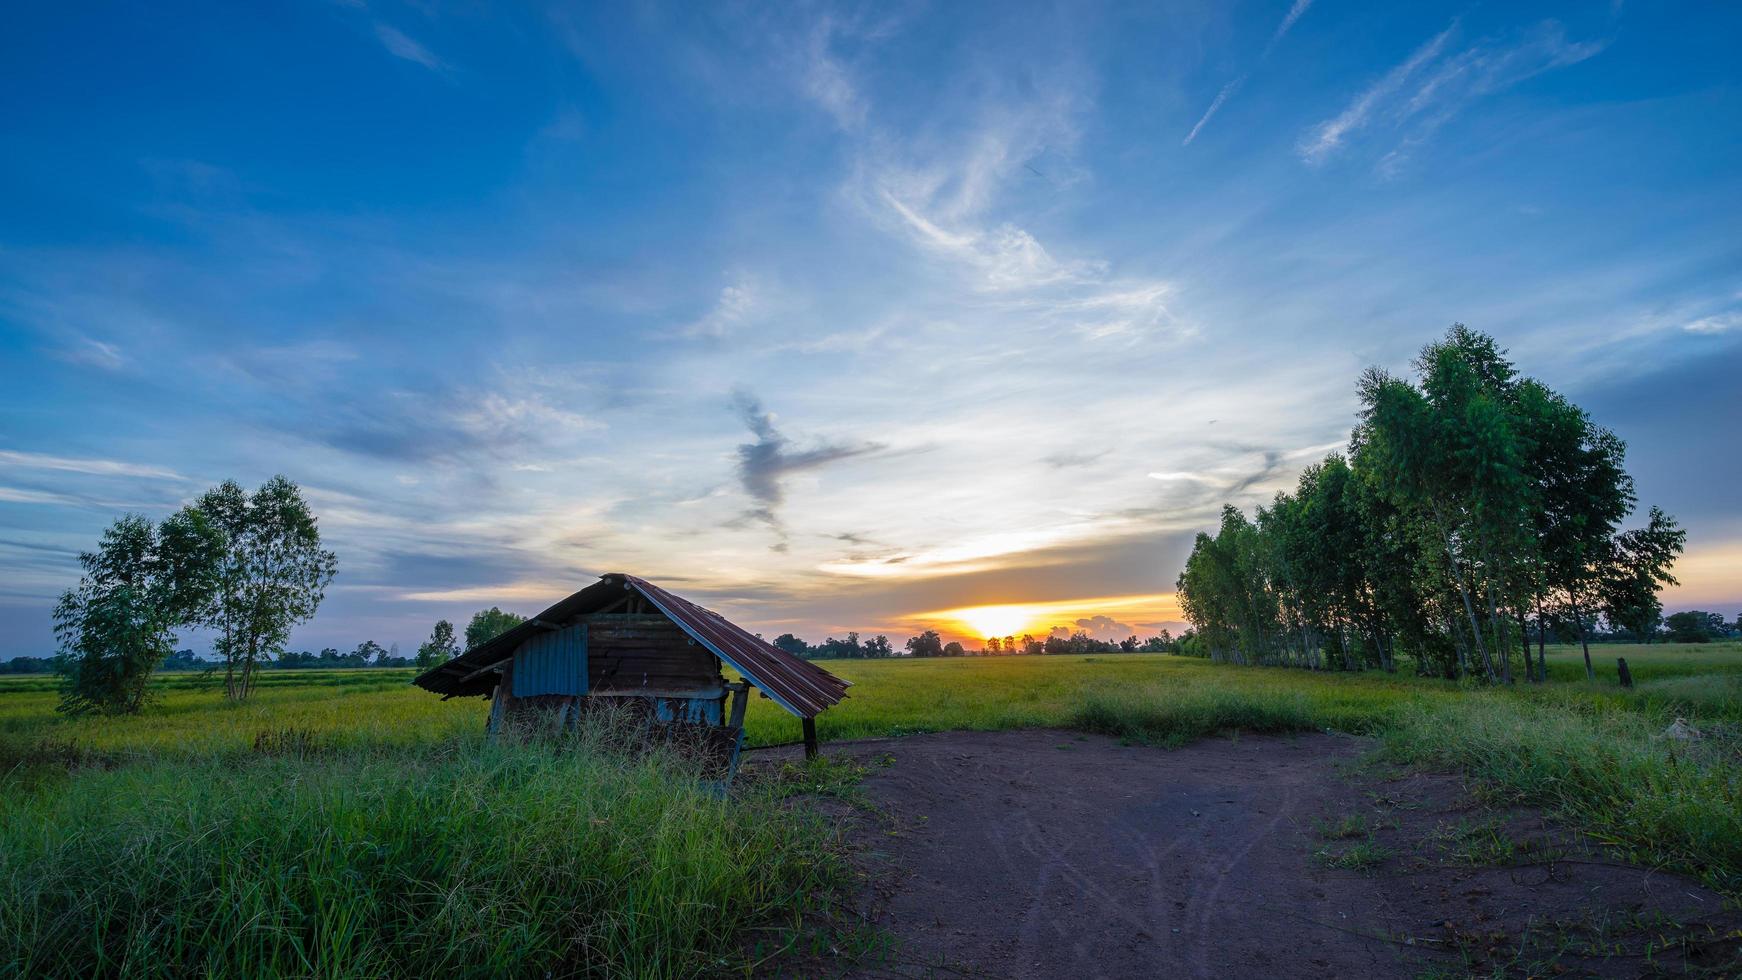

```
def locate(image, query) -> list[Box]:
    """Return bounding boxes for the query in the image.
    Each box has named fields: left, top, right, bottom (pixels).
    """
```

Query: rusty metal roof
left=412, top=573, right=850, bottom=718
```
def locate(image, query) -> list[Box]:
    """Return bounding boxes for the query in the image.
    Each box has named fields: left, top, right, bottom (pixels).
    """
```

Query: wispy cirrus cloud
left=1182, top=76, right=1245, bottom=146
left=1300, top=20, right=1606, bottom=172
left=1298, top=24, right=1456, bottom=164
left=52, top=335, right=125, bottom=372
left=0, top=450, right=183, bottom=481
left=1184, top=0, right=1315, bottom=146
left=681, top=275, right=760, bottom=339
left=374, top=23, right=447, bottom=72
left=1684, top=312, right=1742, bottom=335
left=1266, top=0, right=1315, bottom=54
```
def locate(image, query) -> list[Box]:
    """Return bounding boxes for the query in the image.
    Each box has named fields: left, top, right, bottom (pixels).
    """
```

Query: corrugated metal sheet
left=623, top=575, right=851, bottom=719
left=511, top=623, right=587, bottom=697
left=412, top=573, right=851, bottom=718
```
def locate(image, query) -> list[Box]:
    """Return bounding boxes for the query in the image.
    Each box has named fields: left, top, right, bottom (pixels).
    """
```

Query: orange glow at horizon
left=922, top=593, right=1185, bottom=641
left=954, top=604, right=1040, bottom=640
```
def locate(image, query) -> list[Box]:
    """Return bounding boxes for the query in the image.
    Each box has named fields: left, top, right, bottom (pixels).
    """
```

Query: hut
left=412, top=573, right=850, bottom=768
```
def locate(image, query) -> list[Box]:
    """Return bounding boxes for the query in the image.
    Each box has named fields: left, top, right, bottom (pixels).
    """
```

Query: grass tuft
left=0, top=721, right=839, bottom=979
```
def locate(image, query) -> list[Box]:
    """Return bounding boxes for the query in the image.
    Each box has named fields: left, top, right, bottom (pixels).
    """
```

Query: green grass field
left=2, top=644, right=1739, bottom=977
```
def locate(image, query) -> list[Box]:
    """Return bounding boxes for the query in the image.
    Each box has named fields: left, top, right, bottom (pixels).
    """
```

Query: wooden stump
left=1617, top=657, right=1634, bottom=689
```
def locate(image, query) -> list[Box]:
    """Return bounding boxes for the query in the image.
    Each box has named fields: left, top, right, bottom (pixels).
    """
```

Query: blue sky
left=2, top=0, right=1738, bottom=658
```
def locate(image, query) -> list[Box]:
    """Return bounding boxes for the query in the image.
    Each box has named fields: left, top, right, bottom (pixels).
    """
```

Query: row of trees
left=769, top=628, right=1180, bottom=660
left=771, top=631, right=897, bottom=659
left=1664, top=610, right=1742, bottom=644
left=1176, top=326, right=1686, bottom=682
left=25, top=603, right=528, bottom=686
left=53, top=477, right=336, bottom=714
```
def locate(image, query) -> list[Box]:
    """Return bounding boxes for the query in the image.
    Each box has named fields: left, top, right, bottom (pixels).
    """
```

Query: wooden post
left=802, top=717, right=818, bottom=760
left=727, top=682, right=749, bottom=729
left=1617, top=657, right=1633, bottom=689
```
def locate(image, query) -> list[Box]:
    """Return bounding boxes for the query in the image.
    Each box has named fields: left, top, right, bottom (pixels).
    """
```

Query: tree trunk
left=1445, top=536, right=1493, bottom=681
left=1483, top=567, right=1512, bottom=685
left=1569, top=597, right=1594, bottom=681
left=1517, top=607, right=1533, bottom=683
left=1534, top=593, right=1547, bottom=682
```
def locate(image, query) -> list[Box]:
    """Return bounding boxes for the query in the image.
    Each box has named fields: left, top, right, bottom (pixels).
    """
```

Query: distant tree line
left=1176, top=326, right=1690, bottom=682
left=767, top=627, right=1181, bottom=660
left=17, top=605, right=529, bottom=682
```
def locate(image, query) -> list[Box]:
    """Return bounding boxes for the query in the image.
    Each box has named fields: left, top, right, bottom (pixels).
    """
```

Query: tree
left=1664, top=610, right=1724, bottom=644
left=194, top=477, right=338, bottom=701
left=942, top=640, right=966, bottom=657
left=771, top=633, right=811, bottom=657
left=863, top=634, right=894, bottom=657
left=1177, top=326, right=1678, bottom=683
left=353, top=640, right=388, bottom=665
left=415, top=620, right=459, bottom=668
left=53, top=510, right=223, bottom=715
left=1600, top=507, right=1685, bottom=646
left=905, top=630, right=944, bottom=657
left=464, top=607, right=526, bottom=649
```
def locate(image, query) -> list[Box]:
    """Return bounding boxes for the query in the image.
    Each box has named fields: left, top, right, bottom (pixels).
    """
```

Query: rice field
left=2, top=643, right=1739, bottom=977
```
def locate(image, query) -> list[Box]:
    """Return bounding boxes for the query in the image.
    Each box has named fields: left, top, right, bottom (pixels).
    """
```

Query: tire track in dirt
left=790, top=728, right=1739, bottom=979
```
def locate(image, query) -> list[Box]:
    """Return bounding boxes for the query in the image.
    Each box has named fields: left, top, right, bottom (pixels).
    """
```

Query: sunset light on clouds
left=0, top=1, right=1738, bottom=658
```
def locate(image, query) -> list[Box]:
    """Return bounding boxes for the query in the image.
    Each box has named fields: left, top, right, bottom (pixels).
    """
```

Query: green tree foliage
left=1664, top=610, right=1727, bottom=644
left=464, top=607, right=526, bottom=650
left=53, top=510, right=223, bottom=714
left=1176, top=326, right=1683, bottom=682
left=769, top=631, right=900, bottom=659
left=1599, top=507, right=1686, bottom=646
left=194, top=477, right=338, bottom=702
left=415, top=620, right=460, bottom=668
left=904, top=630, right=945, bottom=658
left=0, top=656, right=56, bottom=674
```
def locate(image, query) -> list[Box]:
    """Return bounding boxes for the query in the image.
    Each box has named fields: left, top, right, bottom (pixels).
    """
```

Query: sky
left=1, top=0, right=1738, bottom=659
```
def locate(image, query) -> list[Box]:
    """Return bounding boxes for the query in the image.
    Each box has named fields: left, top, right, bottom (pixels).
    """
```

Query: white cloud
left=802, top=16, right=866, bottom=130
left=1270, top=0, right=1315, bottom=48
left=0, top=486, right=89, bottom=506
left=1299, top=25, right=1456, bottom=164
left=1183, top=76, right=1244, bottom=146
left=1300, top=21, right=1606, bottom=171
left=0, top=450, right=183, bottom=480
left=682, top=276, right=760, bottom=338
left=1186, top=0, right=1313, bottom=147
left=457, top=393, right=603, bottom=439
left=374, top=23, right=446, bottom=72
left=54, top=336, right=125, bottom=371
left=1685, top=313, right=1742, bottom=335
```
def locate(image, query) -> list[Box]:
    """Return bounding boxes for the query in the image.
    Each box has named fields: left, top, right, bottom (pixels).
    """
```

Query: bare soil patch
left=757, top=730, right=1740, bottom=978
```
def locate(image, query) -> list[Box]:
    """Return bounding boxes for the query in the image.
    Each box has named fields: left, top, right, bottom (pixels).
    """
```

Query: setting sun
left=927, top=594, right=1185, bottom=642
left=953, top=604, right=1040, bottom=640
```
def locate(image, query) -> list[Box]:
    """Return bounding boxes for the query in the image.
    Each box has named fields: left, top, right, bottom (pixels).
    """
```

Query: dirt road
left=775, top=730, right=1738, bottom=978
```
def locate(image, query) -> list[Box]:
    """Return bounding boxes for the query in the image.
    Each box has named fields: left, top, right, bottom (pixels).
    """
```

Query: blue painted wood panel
left=652, top=696, right=722, bottom=725
left=512, top=624, right=588, bottom=697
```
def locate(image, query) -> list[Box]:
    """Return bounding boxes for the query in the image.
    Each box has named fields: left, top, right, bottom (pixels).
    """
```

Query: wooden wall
left=585, top=614, right=722, bottom=696
left=494, top=613, right=726, bottom=732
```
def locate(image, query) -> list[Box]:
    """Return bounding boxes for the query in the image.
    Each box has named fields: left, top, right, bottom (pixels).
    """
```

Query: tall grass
left=2, top=643, right=1739, bottom=977
left=0, top=720, right=837, bottom=979
left=1381, top=696, right=1742, bottom=896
